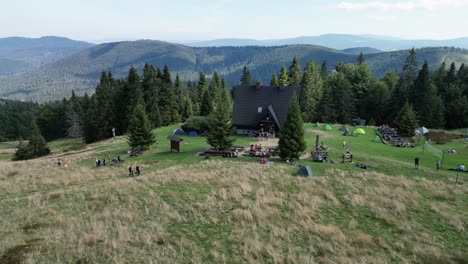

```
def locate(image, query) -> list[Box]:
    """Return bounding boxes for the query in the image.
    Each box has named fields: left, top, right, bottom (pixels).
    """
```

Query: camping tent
left=297, top=165, right=313, bottom=177
left=188, top=131, right=198, bottom=137
left=416, top=127, right=429, bottom=135
left=322, top=124, right=332, bottom=131
left=352, top=128, right=366, bottom=136
left=354, top=128, right=366, bottom=135
left=373, top=135, right=381, bottom=142
left=173, top=128, right=185, bottom=135
left=339, top=125, right=351, bottom=136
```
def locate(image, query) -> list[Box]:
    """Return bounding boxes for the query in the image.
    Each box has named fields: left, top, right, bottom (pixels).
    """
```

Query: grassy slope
left=0, top=124, right=467, bottom=263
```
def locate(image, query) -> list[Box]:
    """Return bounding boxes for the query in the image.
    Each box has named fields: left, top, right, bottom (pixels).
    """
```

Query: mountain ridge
left=0, top=39, right=466, bottom=102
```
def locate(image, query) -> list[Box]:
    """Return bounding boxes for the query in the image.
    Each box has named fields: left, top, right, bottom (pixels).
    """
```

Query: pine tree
left=394, top=101, right=419, bottom=136
left=159, top=65, right=180, bottom=125
left=279, top=65, right=289, bottom=87
left=288, top=57, right=302, bottom=86
left=270, top=73, right=279, bottom=86
left=300, top=60, right=323, bottom=122
left=320, top=61, right=328, bottom=79
left=240, top=66, right=253, bottom=85
left=197, top=72, right=210, bottom=115
left=95, top=72, right=114, bottom=138
left=278, top=93, right=305, bottom=161
left=14, top=121, right=50, bottom=160
left=389, top=48, right=418, bottom=118
left=328, top=71, right=356, bottom=124
left=206, top=87, right=234, bottom=150
left=127, top=103, right=155, bottom=150
left=81, top=94, right=99, bottom=144
left=357, top=52, right=365, bottom=65
left=412, top=61, right=444, bottom=128
left=65, top=101, right=83, bottom=140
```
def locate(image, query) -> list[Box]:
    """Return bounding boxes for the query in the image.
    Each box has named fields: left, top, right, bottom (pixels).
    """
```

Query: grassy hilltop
left=0, top=124, right=467, bottom=263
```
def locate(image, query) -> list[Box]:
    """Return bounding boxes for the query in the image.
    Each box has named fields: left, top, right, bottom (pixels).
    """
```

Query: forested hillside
left=0, top=40, right=467, bottom=102
left=0, top=36, right=93, bottom=76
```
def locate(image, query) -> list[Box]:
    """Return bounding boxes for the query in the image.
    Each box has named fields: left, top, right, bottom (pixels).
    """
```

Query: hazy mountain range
left=185, top=34, right=468, bottom=50
left=0, top=35, right=467, bottom=102
left=0, top=36, right=93, bottom=75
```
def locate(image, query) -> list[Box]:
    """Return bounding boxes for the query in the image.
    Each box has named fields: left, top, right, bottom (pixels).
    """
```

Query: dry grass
left=0, top=152, right=467, bottom=263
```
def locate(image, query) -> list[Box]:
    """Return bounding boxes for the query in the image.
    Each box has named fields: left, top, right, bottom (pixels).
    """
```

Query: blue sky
left=1, top=0, right=467, bottom=42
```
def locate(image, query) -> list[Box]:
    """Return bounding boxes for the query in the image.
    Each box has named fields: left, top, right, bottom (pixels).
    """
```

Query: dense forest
left=1, top=48, right=467, bottom=145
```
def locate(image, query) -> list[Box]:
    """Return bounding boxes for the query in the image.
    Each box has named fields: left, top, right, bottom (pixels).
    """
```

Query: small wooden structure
left=167, top=135, right=183, bottom=152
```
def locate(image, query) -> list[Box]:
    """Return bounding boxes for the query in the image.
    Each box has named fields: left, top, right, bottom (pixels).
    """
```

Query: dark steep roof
left=232, top=85, right=300, bottom=128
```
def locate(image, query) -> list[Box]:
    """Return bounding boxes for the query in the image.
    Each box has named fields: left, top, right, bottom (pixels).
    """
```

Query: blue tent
left=297, top=165, right=313, bottom=177
left=188, top=131, right=198, bottom=137
left=173, top=128, right=185, bottom=135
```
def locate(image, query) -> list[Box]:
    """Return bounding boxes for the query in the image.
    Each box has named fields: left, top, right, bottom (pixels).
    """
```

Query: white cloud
left=336, top=0, right=468, bottom=11
left=371, top=15, right=397, bottom=21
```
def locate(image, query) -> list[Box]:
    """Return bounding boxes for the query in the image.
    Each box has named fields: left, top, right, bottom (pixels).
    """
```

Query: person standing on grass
left=436, top=160, right=441, bottom=172
left=135, top=165, right=140, bottom=176
left=342, top=140, right=347, bottom=148
left=415, top=157, right=420, bottom=169
left=128, top=164, right=133, bottom=177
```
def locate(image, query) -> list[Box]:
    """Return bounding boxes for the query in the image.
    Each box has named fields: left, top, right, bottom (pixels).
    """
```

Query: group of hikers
left=128, top=164, right=141, bottom=177
left=415, top=156, right=466, bottom=173
left=95, top=156, right=122, bottom=167
left=56, top=158, right=69, bottom=168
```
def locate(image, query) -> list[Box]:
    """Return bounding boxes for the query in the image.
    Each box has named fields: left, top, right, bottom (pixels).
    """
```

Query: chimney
left=255, top=81, right=261, bottom=89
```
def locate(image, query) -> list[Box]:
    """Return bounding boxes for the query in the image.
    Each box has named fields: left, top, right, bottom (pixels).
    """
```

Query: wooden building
left=232, top=84, right=300, bottom=136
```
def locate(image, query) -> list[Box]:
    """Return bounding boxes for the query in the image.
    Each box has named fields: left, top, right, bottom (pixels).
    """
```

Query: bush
left=182, top=118, right=208, bottom=134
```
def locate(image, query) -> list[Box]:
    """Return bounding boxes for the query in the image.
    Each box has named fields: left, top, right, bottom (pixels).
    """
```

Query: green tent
left=352, top=128, right=366, bottom=136
left=297, top=165, right=313, bottom=177
left=373, top=135, right=380, bottom=142
left=322, top=124, right=332, bottom=131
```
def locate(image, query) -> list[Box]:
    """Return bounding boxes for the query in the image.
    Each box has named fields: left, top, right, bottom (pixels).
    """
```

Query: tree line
left=3, top=48, right=468, bottom=157
left=249, top=50, right=467, bottom=133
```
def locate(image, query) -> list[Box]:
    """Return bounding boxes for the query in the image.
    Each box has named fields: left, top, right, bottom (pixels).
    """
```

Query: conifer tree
left=278, top=93, right=305, bottom=161
left=206, top=87, right=234, bottom=150
left=412, top=62, right=444, bottom=128
left=81, top=94, right=99, bottom=144
left=288, top=57, right=302, bottom=86
left=197, top=72, right=210, bottom=115
left=394, top=101, right=419, bottom=136
left=127, top=103, right=155, bottom=150
left=320, top=61, right=328, bottom=79
left=65, top=100, right=83, bottom=140
left=95, top=72, right=114, bottom=138
left=279, top=65, right=289, bottom=87
left=357, top=52, right=365, bottom=65
left=328, top=71, right=356, bottom=124
left=14, top=121, right=50, bottom=160
left=159, top=65, right=180, bottom=125
left=240, top=66, right=253, bottom=85
left=270, top=73, right=279, bottom=86
left=300, top=60, right=323, bottom=122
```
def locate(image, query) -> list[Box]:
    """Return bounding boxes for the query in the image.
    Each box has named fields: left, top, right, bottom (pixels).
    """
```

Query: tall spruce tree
left=288, top=57, right=302, bottom=86
left=81, top=94, right=99, bottom=143
left=95, top=72, right=114, bottom=138
left=127, top=103, right=155, bottom=150
left=65, top=100, right=83, bottom=140
left=270, top=73, right=279, bottom=86
left=206, top=87, right=234, bottom=150
left=328, top=71, right=356, bottom=124
left=14, top=121, right=50, bottom=160
left=300, top=60, right=323, bottom=122
left=412, top=62, right=444, bottom=128
left=320, top=61, right=328, bottom=79
left=159, top=65, right=180, bottom=125
left=357, top=52, right=365, bottom=65
left=394, top=101, right=419, bottom=136
left=240, top=66, right=253, bottom=85
left=279, top=65, right=289, bottom=87
left=389, top=48, right=418, bottom=118
left=278, top=93, right=305, bottom=160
